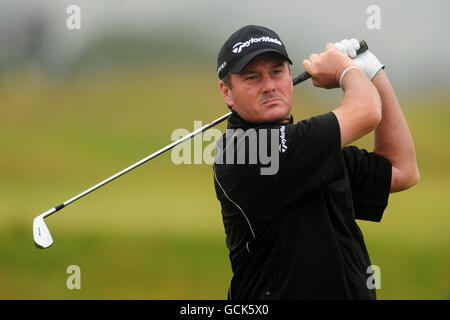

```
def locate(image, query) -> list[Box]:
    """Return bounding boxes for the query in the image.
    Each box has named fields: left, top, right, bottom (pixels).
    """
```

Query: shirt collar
left=227, top=110, right=294, bottom=130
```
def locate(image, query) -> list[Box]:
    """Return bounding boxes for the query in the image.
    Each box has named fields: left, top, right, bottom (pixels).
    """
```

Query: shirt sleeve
left=276, top=111, right=345, bottom=200
left=214, top=112, right=345, bottom=219
left=341, top=146, right=392, bottom=222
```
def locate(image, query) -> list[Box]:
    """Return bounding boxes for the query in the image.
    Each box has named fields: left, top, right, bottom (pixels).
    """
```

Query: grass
left=0, top=227, right=231, bottom=299
left=0, top=64, right=449, bottom=299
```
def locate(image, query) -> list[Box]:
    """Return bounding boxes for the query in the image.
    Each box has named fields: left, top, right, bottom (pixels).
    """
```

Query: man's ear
left=219, top=80, right=234, bottom=107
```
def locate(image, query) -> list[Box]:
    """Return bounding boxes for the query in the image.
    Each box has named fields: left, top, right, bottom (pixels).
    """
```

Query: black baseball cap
left=217, top=25, right=292, bottom=80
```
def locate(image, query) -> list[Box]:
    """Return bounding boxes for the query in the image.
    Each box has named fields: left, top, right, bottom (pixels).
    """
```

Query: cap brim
left=229, top=48, right=293, bottom=74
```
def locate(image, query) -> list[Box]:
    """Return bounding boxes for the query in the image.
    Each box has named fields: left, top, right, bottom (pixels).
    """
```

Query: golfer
left=213, top=25, right=419, bottom=299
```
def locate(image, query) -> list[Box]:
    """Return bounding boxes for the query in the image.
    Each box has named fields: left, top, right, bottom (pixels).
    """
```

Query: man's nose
left=261, top=74, right=276, bottom=93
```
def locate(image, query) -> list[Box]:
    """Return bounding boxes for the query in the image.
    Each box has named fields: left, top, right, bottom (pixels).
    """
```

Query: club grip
left=293, top=40, right=368, bottom=86
left=54, top=203, right=65, bottom=211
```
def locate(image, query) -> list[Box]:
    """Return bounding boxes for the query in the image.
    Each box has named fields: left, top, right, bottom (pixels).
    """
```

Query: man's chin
left=260, top=105, right=291, bottom=123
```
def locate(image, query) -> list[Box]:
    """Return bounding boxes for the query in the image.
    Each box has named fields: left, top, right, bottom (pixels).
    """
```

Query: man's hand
left=302, top=43, right=357, bottom=89
left=334, top=39, right=384, bottom=80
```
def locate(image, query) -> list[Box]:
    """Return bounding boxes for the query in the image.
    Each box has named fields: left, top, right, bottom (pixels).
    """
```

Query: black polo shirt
left=213, top=110, right=392, bottom=300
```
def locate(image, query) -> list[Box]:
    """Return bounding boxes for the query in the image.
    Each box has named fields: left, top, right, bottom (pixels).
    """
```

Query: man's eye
left=245, top=76, right=256, bottom=80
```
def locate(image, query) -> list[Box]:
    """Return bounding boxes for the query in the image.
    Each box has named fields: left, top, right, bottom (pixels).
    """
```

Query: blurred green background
left=0, top=0, right=449, bottom=299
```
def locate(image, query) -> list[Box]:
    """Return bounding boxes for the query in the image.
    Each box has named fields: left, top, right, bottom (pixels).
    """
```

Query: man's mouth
left=261, top=98, right=282, bottom=106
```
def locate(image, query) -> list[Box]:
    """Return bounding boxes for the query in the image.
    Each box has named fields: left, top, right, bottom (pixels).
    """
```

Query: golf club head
left=33, top=216, right=53, bottom=249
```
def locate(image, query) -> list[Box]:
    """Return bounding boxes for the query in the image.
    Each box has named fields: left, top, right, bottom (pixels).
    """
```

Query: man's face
left=220, top=53, right=293, bottom=124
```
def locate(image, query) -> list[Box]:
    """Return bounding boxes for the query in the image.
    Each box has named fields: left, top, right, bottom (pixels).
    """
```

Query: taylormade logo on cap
left=232, top=36, right=282, bottom=54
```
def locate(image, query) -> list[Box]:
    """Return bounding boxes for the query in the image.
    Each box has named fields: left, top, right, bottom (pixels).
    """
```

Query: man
left=213, top=25, right=419, bottom=299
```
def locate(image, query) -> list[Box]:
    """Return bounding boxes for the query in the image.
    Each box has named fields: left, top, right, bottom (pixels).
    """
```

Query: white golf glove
left=334, top=39, right=384, bottom=80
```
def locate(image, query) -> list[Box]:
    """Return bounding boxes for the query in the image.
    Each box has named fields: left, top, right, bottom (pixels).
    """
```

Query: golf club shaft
left=41, top=40, right=369, bottom=218
left=43, top=112, right=232, bottom=218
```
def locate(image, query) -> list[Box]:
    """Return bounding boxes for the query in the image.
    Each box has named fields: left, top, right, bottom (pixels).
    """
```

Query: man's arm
left=302, top=43, right=382, bottom=147
left=371, top=69, right=420, bottom=192
left=332, top=39, right=419, bottom=192
left=334, top=69, right=381, bottom=147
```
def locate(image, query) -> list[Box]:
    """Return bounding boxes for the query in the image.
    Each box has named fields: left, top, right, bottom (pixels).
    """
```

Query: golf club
left=33, top=40, right=368, bottom=249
